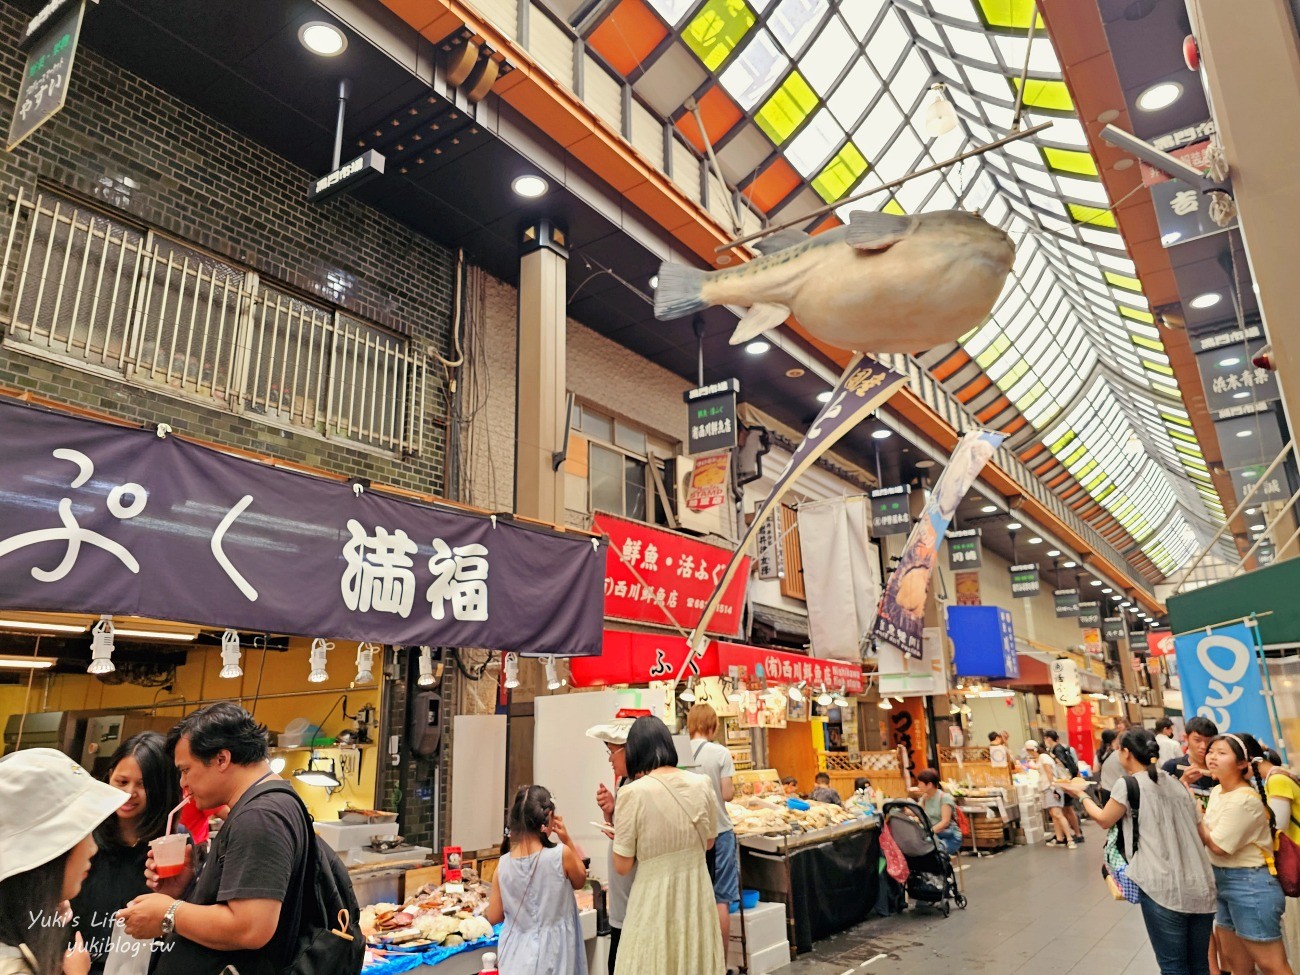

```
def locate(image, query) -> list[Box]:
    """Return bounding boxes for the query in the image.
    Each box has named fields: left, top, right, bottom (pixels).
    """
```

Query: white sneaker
left=1067, top=840, right=1078, bottom=849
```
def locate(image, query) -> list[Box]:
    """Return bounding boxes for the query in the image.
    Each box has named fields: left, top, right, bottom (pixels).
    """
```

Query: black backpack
left=252, top=782, right=367, bottom=975
left=1052, top=742, right=1080, bottom=778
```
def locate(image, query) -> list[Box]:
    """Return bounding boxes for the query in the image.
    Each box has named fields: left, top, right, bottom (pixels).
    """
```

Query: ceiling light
left=1251, top=523, right=1266, bottom=531
left=817, top=684, right=833, bottom=707
left=299, top=22, right=347, bottom=57
left=745, top=340, right=771, bottom=355
left=1028, top=536, right=1043, bottom=545
left=679, top=676, right=697, bottom=702
left=1063, top=561, right=1077, bottom=568
left=503, top=651, right=520, bottom=690
left=833, top=688, right=849, bottom=707
left=1191, top=293, right=1222, bottom=310
left=511, top=175, right=548, bottom=198
left=87, top=616, right=115, bottom=675
left=0, top=616, right=87, bottom=634
left=1091, top=580, right=1103, bottom=586
left=0, top=657, right=56, bottom=669
left=308, top=638, right=331, bottom=683
left=878, top=696, right=893, bottom=710
left=894, top=696, right=905, bottom=704
left=817, top=390, right=833, bottom=403
left=785, top=367, right=806, bottom=378
left=1247, top=507, right=1258, bottom=515
left=923, top=83, right=958, bottom=138
left=1236, top=430, right=1253, bottom=438
left=294, top=757, right=341, bottom=789
left=1047, top=549, right=1061, bottom=557
left=112, top=626, right=198, bottom=641
left=1136, top=81, right=1182, bottom=112
left=354, top=643, right=377, bottom=684
left=1218, top=356, right=1240, bottom=367
left=1007, top=521, right=1022, bottom=530
left=545, top=654, right=563, bottom=691
left=649, top=275, right=659, bottom=290
left=981, top=505, right=998, bottom=513
left=788, top=680, right=806, bottom=703
left=219, top=629, right=243, bottom=679
left=871, top=429, right=893, bottom=440
left=417, top=645, right=437, bottom=687
left=1102, top=587, right=1114, bottom=594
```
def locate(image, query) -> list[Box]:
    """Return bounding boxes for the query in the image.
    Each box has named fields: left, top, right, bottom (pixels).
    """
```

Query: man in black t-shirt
left=1043, top=729, right=1084, bottom=843
left=118, top=702, right=310, bottom=973
left=1161, top=715, right=1218, bottom=805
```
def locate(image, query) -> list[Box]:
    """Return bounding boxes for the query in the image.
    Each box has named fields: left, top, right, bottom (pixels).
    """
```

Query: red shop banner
left=1067, top=701, right=1095, bottom=767
left=570, top=629, right=863, bottom=694
left=593, top=513, right=749, bottom=637
left=1147, top=631, right=1175, bottom=657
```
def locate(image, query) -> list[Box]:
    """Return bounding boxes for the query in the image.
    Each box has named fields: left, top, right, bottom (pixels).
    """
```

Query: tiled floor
left=769, top=837, right=1159, bottom=975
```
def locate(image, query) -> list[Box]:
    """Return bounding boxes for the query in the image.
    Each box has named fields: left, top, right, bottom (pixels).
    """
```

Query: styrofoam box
left=1022, top=827, right=1044, bottom=845
left=730, top=940, right=791, bottom=975
left=314, top=820, right=398, bottom=851
left=729, top=901, right=786, bottom=949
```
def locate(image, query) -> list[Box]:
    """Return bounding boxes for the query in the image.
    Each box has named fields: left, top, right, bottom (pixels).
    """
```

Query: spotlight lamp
left=354, top=642, right=378, bottom=684
left=788, top=680, right=807, bottom=703
left=219, top=628, right=243, bottom=679
left=87, top=616, right=116, bottom=675
left=417, top=645, right=437, bottom=687
left=293, top=755, right=341, bottom=789
left=679, top=676, right=697, bottom=702
left=544, top=654, right=564, bottom=691
left=833, top=687, right=849, bottom=708
left=503, top=651, right=520, bottom=690
left=817, top=684, right=833, bottom=707
left=308, top=638, right=331, bottom=683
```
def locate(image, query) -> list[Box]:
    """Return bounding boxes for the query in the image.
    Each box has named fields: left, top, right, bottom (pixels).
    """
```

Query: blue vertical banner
left=873, top=429, right=1005, bottom=659
left=1174, top=621, right=1274, bottom=745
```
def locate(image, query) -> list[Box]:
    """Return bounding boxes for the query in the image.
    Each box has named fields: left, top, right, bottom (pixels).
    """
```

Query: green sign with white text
left=7, top=0, right=84, bottom=151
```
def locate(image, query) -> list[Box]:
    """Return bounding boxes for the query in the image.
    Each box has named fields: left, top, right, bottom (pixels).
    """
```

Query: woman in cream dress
left=612, top=717, right=724, bottom=975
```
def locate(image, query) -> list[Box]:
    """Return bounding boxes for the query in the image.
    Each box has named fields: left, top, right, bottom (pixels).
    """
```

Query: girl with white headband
left=1192, top=732, right=1292, bottom=975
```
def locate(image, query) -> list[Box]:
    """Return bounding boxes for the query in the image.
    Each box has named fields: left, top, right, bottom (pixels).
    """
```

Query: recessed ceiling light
left=1097, top=109, right=1121, bottom=123
left=1136, top=81, right=1182, bottom=112
left=1236, top=429, right=1253, bottom=438
left=1246, top=507, right=1258, bottom=515
left=745, top=340, right=770, bottom=355
left=512, top=175, right=548, bottom=198
left=981, top=505, right=998, bottom=513
left=786, top=367, right=805, bottom=378
left=649, top=275, right=659, bottom=290
left=1047, top=549, right=1061, bottom=557
left=1218, top=356, right=1240, bottom=367
left=1102, top=587, right=1113, bottom=594
left=1090, top=580, right=1103, bottom=586
left=1062, top=561, right=1077, bottom=568
left=871, top=429, right=893, bottom=440
left=817, top=390, right=833, bottom=403
left=1113, top=158, right=1134, bottom=171
left=1007, top=521, right=1022, bottom=530
left=299, top=22, right=347, bottom=57
left=1028, top=536, right=1043, bottom=544
left=1191, top=292, right=1221, bottom=309
left=1251, top=524, right=1266, bottom=531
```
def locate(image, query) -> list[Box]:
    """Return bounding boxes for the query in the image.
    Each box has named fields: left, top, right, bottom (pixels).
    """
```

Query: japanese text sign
left=874, top=430, right=1005, bottom=659
left=685, top=452, right=729, bottom=511
left=1147, top=630, right=1175, bottom=657
left=1174, top=622, right=1273, bottom=744
left=947, top=605, right=1019, bottom=679
left=1009, top=563, right=1039, bottom=598
left=684, top=379, right=738, bottom=455
left=1077, top=601, right=1102, bottom=627
left=1067, top=702, right=1096, bottom=767
left=1051, top=658, right=1082, bottom=707
left=0, top=399, right=605, bottom=654
left=594, top=513, right=748, bottom=637
left=946, top=528, right=982, bottom=570
left=7, top=0, right=82, bottom=151
left=1102, top=617, right=1126, bottom=642
left=1054, top=588, right=1081, bottom=618
left=870, top=485, right=912, bottom=536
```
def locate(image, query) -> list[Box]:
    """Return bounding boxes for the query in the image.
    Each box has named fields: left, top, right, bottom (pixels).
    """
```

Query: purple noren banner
left=0, top=399, right=605, bottom=655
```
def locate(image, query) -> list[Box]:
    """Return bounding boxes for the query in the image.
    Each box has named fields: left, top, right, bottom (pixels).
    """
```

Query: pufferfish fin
left=845, top=210, right=916, bottom=251
left=728, top=303, right=791, bottom=345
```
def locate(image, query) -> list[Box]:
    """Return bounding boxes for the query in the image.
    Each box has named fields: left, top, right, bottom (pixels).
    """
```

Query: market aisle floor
left=769, top=837, right=1159, bottom=975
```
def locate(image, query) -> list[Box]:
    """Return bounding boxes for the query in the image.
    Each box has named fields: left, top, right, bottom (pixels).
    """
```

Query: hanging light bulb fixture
left=417, top=646, right=436, bottom=687
left=726, top=678, right=744, bottom=704
left=308, top=638, right=331, bottom=683
left=816, top=684, right=833, bottom=707
left=788, top=680, right=806, bottom=703
left=544, top=654, right=564, bottom=691
left=219, top=628, right=243, bottom=679
left=833, top=687, right=849, bottom=708
left=503, top=652, right=520, bottom=690
left=354, top=643, right=377, bottom=684
left=679, top=676, right=697, bottom=702
left=87, top=615, right=116, bottom=675
left=923, top=83, right=958, bottom=138
left=879, top=696, right=893, bottom=710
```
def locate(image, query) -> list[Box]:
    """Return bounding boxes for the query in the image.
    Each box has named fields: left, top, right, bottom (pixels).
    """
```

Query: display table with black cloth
left=738, top=819, right=892, bottom=954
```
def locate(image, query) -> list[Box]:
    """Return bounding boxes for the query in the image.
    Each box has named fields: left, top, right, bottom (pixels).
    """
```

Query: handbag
left=879, top=822, right=910, bottom=884
left=1101, top=775, right=1142, bottom=905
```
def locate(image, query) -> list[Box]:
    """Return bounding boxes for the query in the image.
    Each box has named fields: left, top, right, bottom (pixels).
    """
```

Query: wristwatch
left=161, top=900, right=181, bottom=937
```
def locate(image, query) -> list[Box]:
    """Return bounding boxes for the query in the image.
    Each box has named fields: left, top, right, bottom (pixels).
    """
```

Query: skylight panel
left=786, top=110, right=846, bottom=173
left=891, top=50, right=932, bottom=102
left=646, top=0, right=698, bottom=28
left=868, top=6, right=911, bottom=62
left=928, top=0, right=980, bottom=21
left=721, top=31, right=788, bottom=108
left=802, top=17, right=856, bottom=94
left=877, top=126, right=924, bottom=182
left=769, top=0, right=829, bottom=54
left=684, top=0, right=758, bottom=69
left=992, top=33, right=1061, bottom=73
left=855, top=95, right=904, bottom=159
left=828, top=61, right=880, bottom=128
left=840, top=0, right=889, bottom=40
left=945, top=23, right=998, bottom=65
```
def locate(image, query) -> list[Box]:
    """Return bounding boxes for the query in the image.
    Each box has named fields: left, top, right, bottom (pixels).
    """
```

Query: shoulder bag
left=1101, top=775, right=1141, bottom=904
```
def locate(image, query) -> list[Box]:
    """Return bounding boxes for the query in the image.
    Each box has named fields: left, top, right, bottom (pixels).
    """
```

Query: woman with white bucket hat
left=0, top=748, right=130, bottom=975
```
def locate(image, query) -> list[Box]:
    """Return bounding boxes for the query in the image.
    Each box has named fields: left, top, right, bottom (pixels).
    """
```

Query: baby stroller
left=882, top=799, right=967, bottom=916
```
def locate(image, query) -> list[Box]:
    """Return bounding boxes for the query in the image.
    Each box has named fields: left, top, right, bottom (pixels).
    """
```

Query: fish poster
left=871, top=429, right=1005, bottom=659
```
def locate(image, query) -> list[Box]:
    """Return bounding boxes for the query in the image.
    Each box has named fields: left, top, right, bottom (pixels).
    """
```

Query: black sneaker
left=1073, top=834, right=1086, bottom=844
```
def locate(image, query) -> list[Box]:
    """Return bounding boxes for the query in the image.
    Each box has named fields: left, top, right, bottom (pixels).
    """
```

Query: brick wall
left=0, top=1, right=459, bottom=847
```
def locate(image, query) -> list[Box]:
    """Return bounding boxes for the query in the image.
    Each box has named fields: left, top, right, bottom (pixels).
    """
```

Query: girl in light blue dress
left=486, top=785, right=589, bottom=975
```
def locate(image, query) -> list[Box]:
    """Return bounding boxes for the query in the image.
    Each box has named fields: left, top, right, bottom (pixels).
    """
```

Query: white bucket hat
left=585, top=717, right=635, bottom=746
left=0, top=747, right=129, bottom=883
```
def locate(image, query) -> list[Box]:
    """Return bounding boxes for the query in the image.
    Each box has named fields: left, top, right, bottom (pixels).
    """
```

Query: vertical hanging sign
left=1009, top=564, right=1040, bottom=598
left=7, top=0, right=85, bottom=151
left=684, top=379, right=739, bottom=455
left=946, top=528, right=982, bottom=570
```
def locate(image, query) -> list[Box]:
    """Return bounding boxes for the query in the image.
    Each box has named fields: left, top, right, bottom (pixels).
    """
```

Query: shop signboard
left=954, top=570, right=982, bottom=606
left=755, top=515, right=784, bottom=580
left=1077, top=601, right=1102, bottom=627
left=1230, top=461, right=1296, bottom=508
left=0, top=399, right=605, bottom=653
left=1054, top=588, right=1081, bottom=618
left=684, top=452, right=729, bottom=511
left=307, top=149, right=386, bottom=203
left=7, top=0, right=84, bottom=151
left=889, top=697, right=928, bottom=776
left=1010, top=563, right=1040, bottom=597
left=594, top=513, right=748, bottom=637
left=568, top=629, right=863, bottom=693
left=878, top=625, right=948, bottom=697
left=684, top=379, right=739, bottom=455
left=869, top=485, right=912, bottom=536
left=946, top=528, right=982, bottom=570
left=947, top=605, right=1018, bottom=679
left=873, top=430, right=1005, bottom=659
left=1147, top=630, right=1175, bottom=657
left=1194, top=324, right=1280, bottom=416
left=1082, top=627, right=1105, bottom=659
left=1102, top=617, right=1126, bottom=642
left=1174, top=622, right=1273, bottom=743
left=1067, top=702, right=1096, bottom=767
left=683, top=354, right=905, bottom=676
left=1050, top=658, right=1082, bottom=707
left=1140, top=121, right=1236, bottom=246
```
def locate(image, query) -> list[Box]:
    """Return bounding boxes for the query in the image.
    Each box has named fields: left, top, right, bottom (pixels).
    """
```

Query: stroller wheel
left=956, top=894, right=968, bottom=910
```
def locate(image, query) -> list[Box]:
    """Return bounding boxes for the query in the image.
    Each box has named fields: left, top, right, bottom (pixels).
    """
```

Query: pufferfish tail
left=653, top=263, right=712, bottom=321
